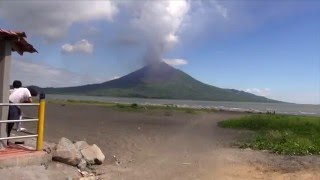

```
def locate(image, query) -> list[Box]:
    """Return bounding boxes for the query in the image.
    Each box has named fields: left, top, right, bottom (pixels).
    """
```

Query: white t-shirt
left=9, top=88, right=17, bottom=95
left=9, top=88, right=31, bottom=103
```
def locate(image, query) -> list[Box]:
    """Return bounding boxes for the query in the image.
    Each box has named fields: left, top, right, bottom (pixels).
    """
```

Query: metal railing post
left=36, top=93, right=45, bottom=151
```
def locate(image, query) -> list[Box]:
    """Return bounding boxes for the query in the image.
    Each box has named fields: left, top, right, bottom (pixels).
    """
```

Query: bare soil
left=19, top=103, right=320, bottom=179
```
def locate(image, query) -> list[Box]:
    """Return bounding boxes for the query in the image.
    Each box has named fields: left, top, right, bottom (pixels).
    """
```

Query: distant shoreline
left=43, top=93, right=320, bottom=106
left=46, top=97, right=319, bottom=117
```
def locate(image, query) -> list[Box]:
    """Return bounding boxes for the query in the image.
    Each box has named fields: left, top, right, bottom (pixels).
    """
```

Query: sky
left=0, top=0, right=319, bottom=104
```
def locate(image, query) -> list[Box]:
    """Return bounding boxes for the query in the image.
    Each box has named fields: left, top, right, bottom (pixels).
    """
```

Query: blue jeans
left=7, top=105, right=21, bottom=137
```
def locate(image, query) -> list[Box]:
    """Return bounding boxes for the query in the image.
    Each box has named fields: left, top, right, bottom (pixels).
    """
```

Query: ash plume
left=120, top=0, right=190, bottom=64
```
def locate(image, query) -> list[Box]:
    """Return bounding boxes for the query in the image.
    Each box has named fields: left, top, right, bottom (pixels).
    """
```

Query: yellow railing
left=36, top=94, right=45, bottom=150
left=0, top=93, right=46, bottom=151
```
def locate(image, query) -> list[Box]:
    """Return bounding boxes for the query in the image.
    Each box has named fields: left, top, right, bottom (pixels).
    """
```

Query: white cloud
left=209, top=1, right=228, bottom=19
left=163, top=58, right=188, bottom=66
left=110, top=76, right=120, bottom=80
left=0, top=0, right=229, bottom=62
left=244, top=88, right=271, bottom=97
left=61, top=39, right=93, bottom=54
left=0, top=1, right=118, bottom=41
left=10, top=59, right=108, bottom=87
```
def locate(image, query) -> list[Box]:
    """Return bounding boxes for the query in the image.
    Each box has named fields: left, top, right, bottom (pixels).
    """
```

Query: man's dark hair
left=12, top=80, right=22, bottom=89
left=27, top=87, right=38, bottom=97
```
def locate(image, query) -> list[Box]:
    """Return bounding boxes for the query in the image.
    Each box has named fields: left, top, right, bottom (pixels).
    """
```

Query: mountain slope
left=42, top=62, right=279, bottom=102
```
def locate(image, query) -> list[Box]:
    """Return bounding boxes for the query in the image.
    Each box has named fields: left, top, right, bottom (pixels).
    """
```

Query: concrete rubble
left=80, top=144, right=105, bottom=165
left=50, top=137, right=106, bottom=179
left=74, top=141, right=90, bottom=151
left=52, top=137, right=82, bottom=166
left=0, top=137, right=105, bottom=179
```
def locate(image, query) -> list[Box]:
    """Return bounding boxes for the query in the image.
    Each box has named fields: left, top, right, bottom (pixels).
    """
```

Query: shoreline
left=45, top=94, right=320, bottom=116
left=47, top=98, right=318, bottom=117
left=47, top=98, right=264, bottom=113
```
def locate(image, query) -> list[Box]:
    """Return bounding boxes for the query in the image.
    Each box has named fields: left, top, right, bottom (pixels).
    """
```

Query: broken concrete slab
left=52, top=137, right=82, bottom=166
left=80, top=144, right=105, bottom=165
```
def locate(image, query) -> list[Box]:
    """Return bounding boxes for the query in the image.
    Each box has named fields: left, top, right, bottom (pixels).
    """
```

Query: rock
left=81, top=144, right=105, bottom=165
left=52, top=137, right=82, bottom=166
left=112, top=155, right=120, bottom=165
left=77, top=169, right=97, bottom=179
left=77, top=158, right=87, bottom=171
left=75, top=141, right=90, bottom=151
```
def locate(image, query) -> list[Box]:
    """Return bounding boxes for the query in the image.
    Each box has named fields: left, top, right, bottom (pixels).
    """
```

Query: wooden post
left=0, top=40, right=11, bottom=148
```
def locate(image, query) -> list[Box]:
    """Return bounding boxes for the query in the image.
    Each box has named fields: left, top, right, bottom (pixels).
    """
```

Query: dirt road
left=21, top=104, right=320, bottom=179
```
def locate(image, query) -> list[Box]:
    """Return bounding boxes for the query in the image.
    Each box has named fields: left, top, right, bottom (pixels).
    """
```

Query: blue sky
left=0, top=0, right=319, bottom=104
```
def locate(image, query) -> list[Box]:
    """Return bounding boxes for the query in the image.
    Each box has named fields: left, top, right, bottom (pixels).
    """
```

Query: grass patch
left=218, top=114, right=320, bottom=155
left=48, top=99, right=114, bottom=106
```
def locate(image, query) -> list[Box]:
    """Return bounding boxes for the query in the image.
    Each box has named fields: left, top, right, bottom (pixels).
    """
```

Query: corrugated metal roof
left=0, top=29, right=37, bottom=55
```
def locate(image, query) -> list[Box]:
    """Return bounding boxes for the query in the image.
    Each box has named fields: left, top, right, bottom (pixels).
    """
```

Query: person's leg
left=6, top=122, right=14, bottom=137
left=13, top=121, right=17, bottom=130
left=7, top=106, right=20, bottom=137
left=17, top=115, right=22, bottom=131
left=17, top=109, right=26, bottom=132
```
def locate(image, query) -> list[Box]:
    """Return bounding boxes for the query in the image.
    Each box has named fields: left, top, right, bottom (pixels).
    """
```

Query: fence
left=0, top=93, right=45, bottom=151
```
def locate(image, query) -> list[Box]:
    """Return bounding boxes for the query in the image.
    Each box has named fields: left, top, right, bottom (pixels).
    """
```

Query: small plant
left=185, top=109, right=196, bottom=114
left=116, top=104, right=126, bottom=108
left=131, top=103, right=138, bottom=108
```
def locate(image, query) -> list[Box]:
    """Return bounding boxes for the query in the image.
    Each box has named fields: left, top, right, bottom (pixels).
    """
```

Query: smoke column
left=121, top=0, right=190, bottom=64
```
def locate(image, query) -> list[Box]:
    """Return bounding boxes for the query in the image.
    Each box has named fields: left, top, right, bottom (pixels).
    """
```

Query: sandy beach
left=19, top=103, right=320, bottom=179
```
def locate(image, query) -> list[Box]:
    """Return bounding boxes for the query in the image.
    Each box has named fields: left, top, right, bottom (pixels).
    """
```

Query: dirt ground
left=18, top=103, right=320, bottom=179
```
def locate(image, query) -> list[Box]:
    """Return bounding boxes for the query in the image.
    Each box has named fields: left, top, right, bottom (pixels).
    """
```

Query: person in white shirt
left=9, top=81, right=27, bottom=132
left=9, top=87, right=33, bottom=103
left=7, top=82, right=37, bottom=139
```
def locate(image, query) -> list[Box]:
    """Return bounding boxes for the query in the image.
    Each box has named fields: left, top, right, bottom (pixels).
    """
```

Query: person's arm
left=23, top=88, right=32, bottom=103
left=23, top=97, right=32, bottom=103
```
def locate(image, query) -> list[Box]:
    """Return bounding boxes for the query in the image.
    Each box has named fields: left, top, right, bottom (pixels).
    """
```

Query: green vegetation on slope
left=218, top=114, right=320, bottom=155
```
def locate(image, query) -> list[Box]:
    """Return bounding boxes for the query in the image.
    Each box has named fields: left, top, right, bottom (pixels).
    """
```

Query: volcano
left=41, top=62, right=278, bottom=102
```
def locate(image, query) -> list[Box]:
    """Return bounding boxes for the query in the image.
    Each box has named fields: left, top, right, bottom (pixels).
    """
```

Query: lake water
left=47, top=94, right=320, bottom=116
